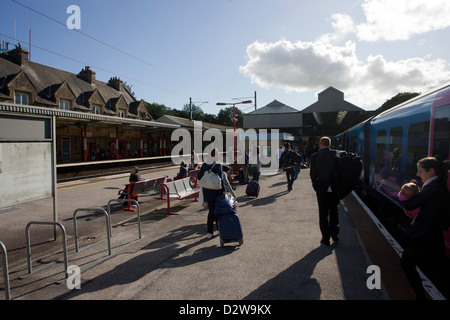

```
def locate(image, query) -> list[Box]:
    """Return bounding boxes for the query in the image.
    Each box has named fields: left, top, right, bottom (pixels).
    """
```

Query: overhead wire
left=0, top=32, right=189, bottom=98
left=10, top=0, right=233, bottom=105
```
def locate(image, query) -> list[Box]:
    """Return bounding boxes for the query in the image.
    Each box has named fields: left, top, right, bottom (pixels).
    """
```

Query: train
left=334, top=82, right=450, bottom=256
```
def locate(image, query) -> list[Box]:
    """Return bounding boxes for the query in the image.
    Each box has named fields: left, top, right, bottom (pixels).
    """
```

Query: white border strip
left=348, top=191, right=446, bottom=300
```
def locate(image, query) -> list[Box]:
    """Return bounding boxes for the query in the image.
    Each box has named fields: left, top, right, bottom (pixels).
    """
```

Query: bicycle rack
left=21, top=221, right=68, bottom=280
left=73, top=208, right=111, bottom=256
left=0, top=241, right=11, bottom=300
left=107, top=199, right=142, bottom=239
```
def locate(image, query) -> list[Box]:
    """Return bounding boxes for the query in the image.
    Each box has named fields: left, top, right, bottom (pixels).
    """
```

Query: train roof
left=373, top=81, right=450, bottom=121
left=335, top=81, right=450, bottom=137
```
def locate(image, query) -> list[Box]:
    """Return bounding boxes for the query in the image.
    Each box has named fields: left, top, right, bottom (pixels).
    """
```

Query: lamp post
left=216, top=100, right=252, bottom=163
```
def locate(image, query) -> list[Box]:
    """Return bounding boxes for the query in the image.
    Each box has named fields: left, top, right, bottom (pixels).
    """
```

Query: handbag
left=214, top=194, right=237, bottom=216
left=198, top=164, right=222, bottom=190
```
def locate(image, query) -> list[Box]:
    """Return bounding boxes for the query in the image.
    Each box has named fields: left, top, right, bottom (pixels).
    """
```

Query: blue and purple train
left=335, top=83, right=450, bottom=256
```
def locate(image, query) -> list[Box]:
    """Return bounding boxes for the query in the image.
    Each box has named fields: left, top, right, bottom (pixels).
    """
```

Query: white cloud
left=356, top=0, right=450, bottom=41
left=239, top=38, right=450, bottom=109
left=239, top=0, right=450, bottom=109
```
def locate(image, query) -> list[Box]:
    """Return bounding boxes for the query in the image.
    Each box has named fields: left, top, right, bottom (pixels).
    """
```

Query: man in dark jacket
left=279, top=143, right=296, bottom=192
left=309, top=137, right=339, bottom=246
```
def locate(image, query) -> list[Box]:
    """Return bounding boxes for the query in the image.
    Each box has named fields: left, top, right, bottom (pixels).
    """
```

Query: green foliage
left=375, top=92, right=421, bottom=115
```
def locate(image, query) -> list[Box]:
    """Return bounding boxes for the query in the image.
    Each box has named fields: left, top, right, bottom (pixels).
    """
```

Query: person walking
left=309, top=137, right=340, bottom=246
left=249, top=145, right=261, bottom=182
left=197, top=149, right=225, bottom=239
left=399, top=157, right=450, bottom=300
left=293, top=147, right=304, bottom=180
left=279, top=143, right=296, bottom=192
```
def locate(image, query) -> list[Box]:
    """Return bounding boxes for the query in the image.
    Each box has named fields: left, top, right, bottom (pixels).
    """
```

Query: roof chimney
left=77, top=66, right=96, bottom=84
left=7, top=44, right=29, bottom=65
left=108, top=76, right=123, bottom=91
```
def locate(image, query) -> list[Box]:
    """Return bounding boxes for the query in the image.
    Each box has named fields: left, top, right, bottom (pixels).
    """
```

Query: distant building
left=244, top=86, right=373, bottom=149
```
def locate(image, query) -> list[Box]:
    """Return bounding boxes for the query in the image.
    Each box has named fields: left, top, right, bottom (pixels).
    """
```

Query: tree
left=217, top=107, right=244, bottom=128
left=182, top=103, right=204, bottom=120
left=376, top=92, right=420, bottom=115
left=145, top=102, right=170, bottom=120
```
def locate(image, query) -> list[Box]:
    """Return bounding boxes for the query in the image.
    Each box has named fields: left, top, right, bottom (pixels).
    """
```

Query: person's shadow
left=54, top=223, right=234, bottom=300
left=243, top=245, right=334, bottom=300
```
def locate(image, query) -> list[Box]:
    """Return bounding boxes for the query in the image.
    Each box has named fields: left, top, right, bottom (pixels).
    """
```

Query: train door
left=430, top=104, right=450, bottom=188
left=430, top=103, right=450, bottom=256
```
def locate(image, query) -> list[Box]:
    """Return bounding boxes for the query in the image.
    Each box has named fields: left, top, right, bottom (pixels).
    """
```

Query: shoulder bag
left=199, top=164, right=222, bottom=190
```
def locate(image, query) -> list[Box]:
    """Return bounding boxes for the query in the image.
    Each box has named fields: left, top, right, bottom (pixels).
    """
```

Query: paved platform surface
left=1, top=165, right=391, bottom=301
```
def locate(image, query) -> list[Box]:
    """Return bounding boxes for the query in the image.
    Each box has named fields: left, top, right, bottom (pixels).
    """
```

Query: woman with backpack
left=197, top=148, right=225, bottom=239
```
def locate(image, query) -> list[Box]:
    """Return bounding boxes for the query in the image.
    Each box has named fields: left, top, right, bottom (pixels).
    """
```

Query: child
left=398, top=182, right=420, bottom=223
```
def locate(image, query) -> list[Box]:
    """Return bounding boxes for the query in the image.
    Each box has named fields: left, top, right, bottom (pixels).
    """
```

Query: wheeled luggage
left=246, top=180, right=260, bottom=197
left=218, top=213, right=243, bottom=247
left=238, top=167, right=248, bottom=185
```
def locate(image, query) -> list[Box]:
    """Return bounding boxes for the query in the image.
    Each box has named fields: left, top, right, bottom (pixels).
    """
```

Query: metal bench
left=160, top=177, right=200, bottom=215
left=118, top=176, right=168, bottom=211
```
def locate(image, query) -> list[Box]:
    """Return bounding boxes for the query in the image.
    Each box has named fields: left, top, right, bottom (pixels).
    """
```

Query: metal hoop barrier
left=23, top=221, right=68, bottom=279
left=107, top=199, right=142, bottom=239
left=0, top=241, right=11, bottom=300
left=73, top=208, right=112, bottom=256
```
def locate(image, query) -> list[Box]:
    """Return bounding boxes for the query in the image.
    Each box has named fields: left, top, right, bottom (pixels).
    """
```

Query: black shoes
left=321, top=235, right=339, bottom=246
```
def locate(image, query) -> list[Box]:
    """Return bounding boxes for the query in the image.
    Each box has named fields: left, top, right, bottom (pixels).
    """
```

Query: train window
left=432, top=105, right=450, bottom=162
left=407, top=121, right=430, bottom=178
left=376, top=130, right=386, bottom=168
left=389, top=127, right=403, bottom=172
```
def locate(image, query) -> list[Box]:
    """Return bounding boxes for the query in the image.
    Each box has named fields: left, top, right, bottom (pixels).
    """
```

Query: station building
left=244, top=86, right=373, bottom=150
left=0, top=46, right=180, bottom=163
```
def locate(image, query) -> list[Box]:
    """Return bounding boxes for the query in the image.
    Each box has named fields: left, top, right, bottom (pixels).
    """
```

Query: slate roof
left=247, top=100, right=299, bottom=115
left=0, top=49, right=141, bottom=117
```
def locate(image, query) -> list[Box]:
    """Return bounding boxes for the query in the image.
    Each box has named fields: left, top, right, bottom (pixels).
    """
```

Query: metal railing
left=0, top=241, right=11, bottom=300
left=73, top=208, right=111, bottom=256
left=22, top=221, right=68, bottom=280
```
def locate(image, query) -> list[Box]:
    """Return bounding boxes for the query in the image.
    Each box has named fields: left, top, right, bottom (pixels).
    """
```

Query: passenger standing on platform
left=293, top=147, right=304, bottom=180
left=399, top=157, right=449, bottom=300
left=197, top=148, right=225, bottom=239
left=279, top=143, right=296, bottom=192
left=249, top=145, right=261, bottom=182
left=309, top=137, right=340, bottom=246
left=190, top=150, right=199, bottom=169
left=278, top=146, right=283, bottom=160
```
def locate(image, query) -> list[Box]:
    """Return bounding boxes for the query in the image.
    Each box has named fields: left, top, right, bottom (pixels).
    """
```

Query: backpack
left=335, top=151, right=363, bottom=199
left=281, top=150, right=294, bottom=168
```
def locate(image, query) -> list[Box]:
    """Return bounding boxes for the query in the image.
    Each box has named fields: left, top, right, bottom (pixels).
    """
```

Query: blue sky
left=1, top=0, right=449, bottom=115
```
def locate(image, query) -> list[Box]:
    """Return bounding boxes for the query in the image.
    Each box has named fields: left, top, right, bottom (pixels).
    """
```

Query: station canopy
left=300, top=87, right=371, bottom=137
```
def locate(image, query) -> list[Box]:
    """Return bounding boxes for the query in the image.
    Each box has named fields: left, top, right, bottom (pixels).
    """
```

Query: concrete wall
left=0, top=113, right=54, bottom=208
left=0, top=143, right=53, bottom=207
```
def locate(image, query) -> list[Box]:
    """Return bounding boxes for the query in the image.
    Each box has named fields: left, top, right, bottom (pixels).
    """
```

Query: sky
left=1, top=0, right=450, bottom=115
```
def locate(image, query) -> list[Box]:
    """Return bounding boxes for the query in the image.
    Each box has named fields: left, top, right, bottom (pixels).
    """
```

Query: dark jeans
left=400, top=235, right=444, bottom=300
left=250, top=166, right=259, bottom=182
left=285, top=167, right=295, bottom=190
left=316, top=191, right=339, bottom=241
left=207, top=201, right=218, bottom=234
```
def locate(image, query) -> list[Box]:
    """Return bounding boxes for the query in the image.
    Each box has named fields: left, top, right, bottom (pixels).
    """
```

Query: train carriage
left=336, top=83, right=450, bottom=256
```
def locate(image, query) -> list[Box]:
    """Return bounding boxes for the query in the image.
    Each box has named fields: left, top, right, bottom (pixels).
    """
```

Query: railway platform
left=0, top=164, right=444, bottom=303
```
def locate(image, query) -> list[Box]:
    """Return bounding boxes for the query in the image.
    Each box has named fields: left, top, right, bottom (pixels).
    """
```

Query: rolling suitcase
left=246, top=180, right=260, bottom=197
left=218, top=213, right=244, bottom=247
